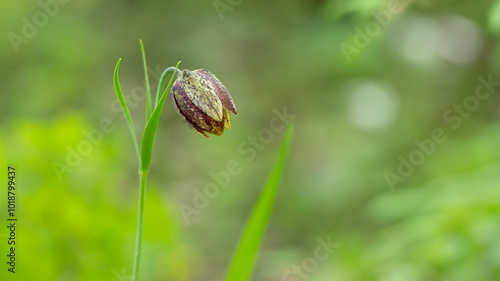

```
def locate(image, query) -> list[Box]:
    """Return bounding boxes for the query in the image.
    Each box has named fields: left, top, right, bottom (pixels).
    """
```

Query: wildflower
left=170, top=69, right=237, bottom=137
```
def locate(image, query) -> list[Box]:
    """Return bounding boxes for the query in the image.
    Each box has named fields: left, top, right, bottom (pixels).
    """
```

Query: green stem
left=132, top=170, right=148, bottom=281
left=131, top=62, right=180, bottom=280
left=154, top=67, right=181, bottom=108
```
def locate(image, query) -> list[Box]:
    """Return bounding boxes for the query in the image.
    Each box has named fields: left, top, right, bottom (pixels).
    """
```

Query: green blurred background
left=1, top=0, right=500, bottom=280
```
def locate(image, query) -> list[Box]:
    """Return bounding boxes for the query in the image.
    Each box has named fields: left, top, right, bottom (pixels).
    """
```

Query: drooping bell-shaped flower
left=170, top=69, right=237, bottom=137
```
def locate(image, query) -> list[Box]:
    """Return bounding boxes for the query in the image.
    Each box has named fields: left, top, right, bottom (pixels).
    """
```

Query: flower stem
left=132, top=170, right=148, bottom=281
left=154, top=67, right=181, bottom=108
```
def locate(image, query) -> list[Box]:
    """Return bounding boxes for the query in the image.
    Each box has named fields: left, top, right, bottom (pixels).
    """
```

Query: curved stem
left=132, top=63, right=180, bottom=281
left=132, top=170, right=148, bottom=281
left=155, top=67, right=181, bottom=108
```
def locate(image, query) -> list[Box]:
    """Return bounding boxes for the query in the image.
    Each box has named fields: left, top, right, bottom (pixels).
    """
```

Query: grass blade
left=140, top=39, right=153, bottom=121
left=225, top=122, right=295, bottom=281
left=140, top=61, right=181, bottom=173
left=113, top=58, right=141, bottom=163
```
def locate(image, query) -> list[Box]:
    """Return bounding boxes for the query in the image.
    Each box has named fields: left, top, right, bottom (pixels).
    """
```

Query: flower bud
left=170, top=69, right=237, bottom=137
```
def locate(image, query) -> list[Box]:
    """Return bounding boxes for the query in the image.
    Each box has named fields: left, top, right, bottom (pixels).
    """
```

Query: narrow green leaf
left=140, top=39, right=153, bottom=121
left=225, top=122, right=295, bottom=281
left=140, top=61, right=181, bottom=173
left=113, top=58, right=141, bottom=163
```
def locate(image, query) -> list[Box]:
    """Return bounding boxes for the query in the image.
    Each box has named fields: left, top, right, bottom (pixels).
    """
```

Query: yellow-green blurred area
left=1, top=0, right=500, bottom=280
